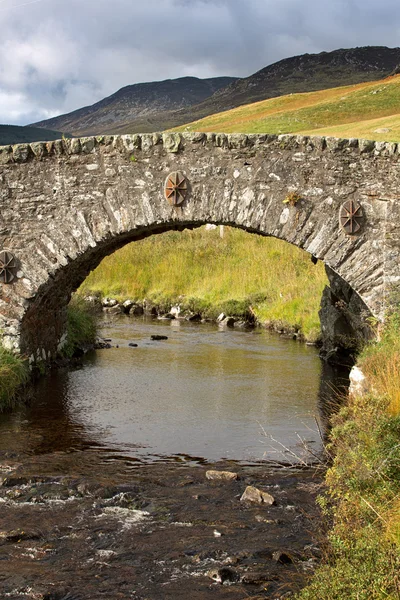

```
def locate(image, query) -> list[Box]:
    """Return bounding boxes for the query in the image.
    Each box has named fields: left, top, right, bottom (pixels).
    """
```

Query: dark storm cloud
left=0, top=0, right=399, bottom=124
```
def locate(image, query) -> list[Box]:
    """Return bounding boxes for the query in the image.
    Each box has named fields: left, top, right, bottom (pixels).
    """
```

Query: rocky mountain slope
left=29, top=46, right=400, bottom=137
left=32, top=77, right=237, bottom=137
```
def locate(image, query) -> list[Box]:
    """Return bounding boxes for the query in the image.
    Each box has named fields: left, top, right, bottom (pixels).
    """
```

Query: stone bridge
left=0, top=131, right=399, bottom=363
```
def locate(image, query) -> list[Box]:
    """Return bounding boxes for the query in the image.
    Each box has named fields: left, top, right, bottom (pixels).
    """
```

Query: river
left=0, top=316, right=348, bottom=599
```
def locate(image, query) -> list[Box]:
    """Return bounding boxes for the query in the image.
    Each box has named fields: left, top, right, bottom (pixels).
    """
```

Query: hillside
left=173, top=74, right=400, bottom=141
left=32, top=76, right=238, bottom=137
left=0, top=124, right=70, bottom=145
left=33, top=46, right=400, bottom=136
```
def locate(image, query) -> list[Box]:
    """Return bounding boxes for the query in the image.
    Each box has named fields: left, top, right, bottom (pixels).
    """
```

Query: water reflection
left=0, top=317, right=349, bottom=464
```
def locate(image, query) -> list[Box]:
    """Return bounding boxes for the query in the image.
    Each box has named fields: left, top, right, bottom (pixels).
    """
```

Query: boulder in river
left=219, top=316, right=236, bottom=328
left=272, top=550, right=293, bottom=564
left=186, top=313, right=202, bottom=322
left=122, top=299, right=135, bottom=313
left=102, top=297, right=118, bottom=307
left=206, top=470, right=238, bottom=482
left=240, top=485, right=275, bottom=505
left=207, top=567, right=239, bottom=584
left=103, top=304, right=122, bottom=315
left=130, top=304, right=144, bottom=316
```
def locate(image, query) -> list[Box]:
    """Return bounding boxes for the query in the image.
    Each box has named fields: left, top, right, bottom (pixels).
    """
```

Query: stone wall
left=0, top=132, right=399, bottom=362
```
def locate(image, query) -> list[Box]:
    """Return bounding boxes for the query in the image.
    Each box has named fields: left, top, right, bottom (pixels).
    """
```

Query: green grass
left=0, top=299, right=97, bottom=411
left=62, top=296, right=98, bottom=358
left=79, top=227, right=327, bottom=340
left=172, top=75, right=400, bottom=142
left=0, top=345, right=29, bottom=412
left=297, top=311, right=400, bottom=599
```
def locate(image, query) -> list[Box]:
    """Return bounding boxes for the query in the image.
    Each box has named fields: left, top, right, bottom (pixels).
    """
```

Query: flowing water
left=0, top=316, right=348, bottom=600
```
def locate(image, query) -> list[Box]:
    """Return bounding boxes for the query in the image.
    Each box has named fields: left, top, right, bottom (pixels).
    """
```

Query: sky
left=1, top=0, right=400, bottom=125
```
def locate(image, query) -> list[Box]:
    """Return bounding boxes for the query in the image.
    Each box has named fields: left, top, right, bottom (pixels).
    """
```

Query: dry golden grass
left=173, top=74, right=400, bottom=141
left=360, top=310, right=400, bottom=416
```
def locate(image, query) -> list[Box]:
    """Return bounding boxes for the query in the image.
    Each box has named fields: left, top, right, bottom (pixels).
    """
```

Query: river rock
left=103, top=304, right=122, bottom=315
left=240, top=486, right=275, bottom=505
left=241, top=571, right=274, bottom=584
left=122, top=299, right=135, bottom=313
left=128, top=343, right=138, bottom=348
left=0, top=529, right=41, bottom=542
left=94, top=338, right=112, bottom=349
left=130, top=304, right=144, bottom=316
left=206, top=470, right=238, bottom=482
left=207, top=567, right=239, bottom=584
left=219, top=316, right=236, bottom=328
left=187, top=313, right=202, bottom=322
left=272, top=550, right=293, bottom=564
left=349, top=365, right=369, bottom=397
left=102, top=297, right=118, bottom=307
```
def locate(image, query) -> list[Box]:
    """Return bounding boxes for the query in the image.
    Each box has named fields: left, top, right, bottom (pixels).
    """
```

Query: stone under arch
left=0, top=131, right=399, bottom=362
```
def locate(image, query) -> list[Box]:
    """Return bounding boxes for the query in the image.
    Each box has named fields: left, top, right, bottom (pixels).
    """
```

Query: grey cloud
left=0, top=0, right=399, bottom=124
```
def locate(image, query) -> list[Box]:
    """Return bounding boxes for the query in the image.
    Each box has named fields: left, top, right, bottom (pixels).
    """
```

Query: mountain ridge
left=32, top=76, right=238, bottom=136
left=25, top=45, right=400, bottom=138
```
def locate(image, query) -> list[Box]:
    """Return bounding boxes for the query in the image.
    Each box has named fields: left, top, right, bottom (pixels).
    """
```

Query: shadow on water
left=0, top=316, right=350, bottom=465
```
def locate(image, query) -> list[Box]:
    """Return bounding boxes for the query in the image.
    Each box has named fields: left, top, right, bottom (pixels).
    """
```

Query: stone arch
left=0, top=131, right=398, bottom=362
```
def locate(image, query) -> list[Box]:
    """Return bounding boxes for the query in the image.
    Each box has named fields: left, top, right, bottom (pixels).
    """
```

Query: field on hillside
left=172, top=75, right=400, bottom=141
left=79, top=227, right=327, bottom=340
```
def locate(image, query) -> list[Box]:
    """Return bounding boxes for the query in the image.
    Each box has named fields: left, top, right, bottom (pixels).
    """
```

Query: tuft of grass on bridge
left=297, top=309, right=400, bottom=600
left=78, top=226, right=327, bottom=340
left=0, top=346, right=29, bottom=412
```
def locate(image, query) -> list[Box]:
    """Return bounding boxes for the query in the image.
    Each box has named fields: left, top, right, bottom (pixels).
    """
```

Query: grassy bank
left=79, top=226, right=327, bottom=340
left=0, top=298, right=97, bottom=411
left=0, top=345, right=29, bottom=412
left=298, top=308, right=400, bottom=599
left=172, top=74, right=400, bottom=142
left=62, top=296, right=98, bottom=358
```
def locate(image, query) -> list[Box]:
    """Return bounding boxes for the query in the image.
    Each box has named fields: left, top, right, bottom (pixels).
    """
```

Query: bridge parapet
left=0, top=131, right=399, bottom=164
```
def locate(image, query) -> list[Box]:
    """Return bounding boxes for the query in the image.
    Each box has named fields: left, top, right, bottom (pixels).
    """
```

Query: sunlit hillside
left=172, top=75, right=400, bottom=142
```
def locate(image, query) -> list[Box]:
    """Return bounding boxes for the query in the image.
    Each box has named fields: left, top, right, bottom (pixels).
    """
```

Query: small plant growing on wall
left=283, top=192, right=302, bottom=207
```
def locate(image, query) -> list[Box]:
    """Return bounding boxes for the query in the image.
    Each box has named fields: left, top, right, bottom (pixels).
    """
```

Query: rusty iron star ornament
left=164, top=172, right=188, bottom=206
left=0, top=251, right=17, bottom=284
left=339, top=200, right=364, bottom=235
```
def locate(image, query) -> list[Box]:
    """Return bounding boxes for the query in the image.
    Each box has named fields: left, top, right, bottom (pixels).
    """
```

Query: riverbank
left=0, top=346, right=28, bottom=412
left=79, top=226, right=327, bottom=343
left=297, top=307, right=400, bottom=599
left=0, top=297, right=97, bottom=412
